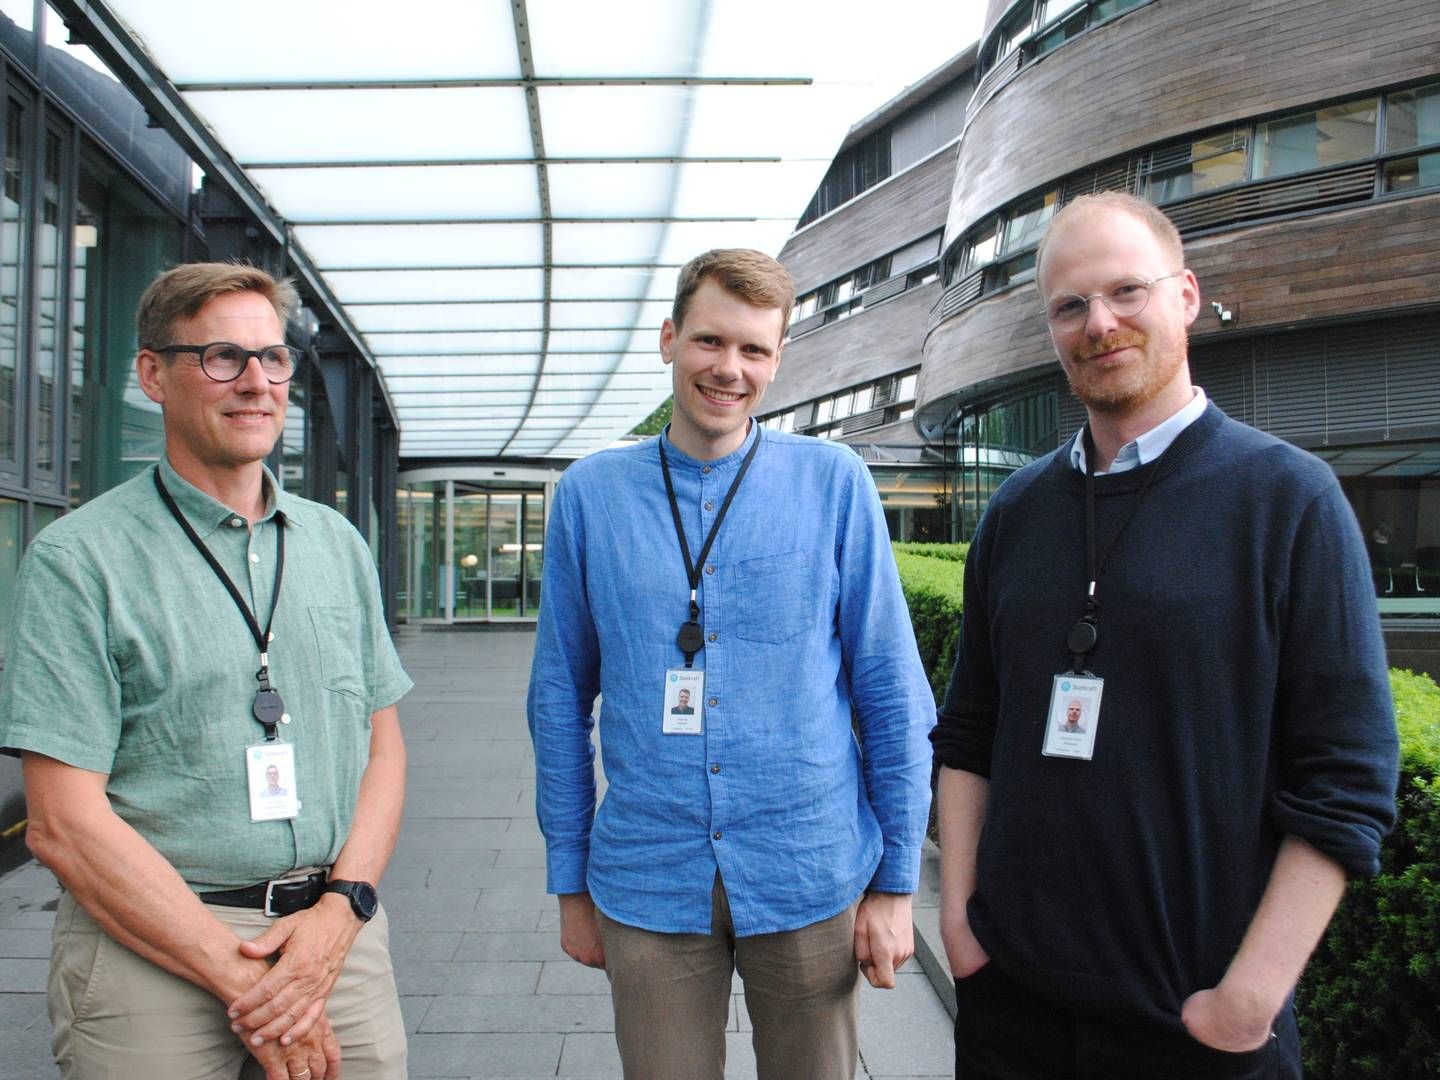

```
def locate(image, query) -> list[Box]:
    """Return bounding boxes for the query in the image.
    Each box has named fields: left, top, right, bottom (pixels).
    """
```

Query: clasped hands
left=224, top=894, right=363, bottom=1080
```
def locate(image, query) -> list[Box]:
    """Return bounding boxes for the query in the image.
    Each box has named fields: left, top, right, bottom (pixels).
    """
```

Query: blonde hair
left=138, top=262, right=299, bottom=348
left=671, top=249, right=795, bottom=329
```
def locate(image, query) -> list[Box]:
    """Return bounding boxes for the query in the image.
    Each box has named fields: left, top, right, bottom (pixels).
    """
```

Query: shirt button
left=713, top=831, right=722, bottom=840
left=229, top=518, right=243, bottom=527
left=704, top=565, right=715, bottom=575
left=249, top=552, right=260, bottom=563
left=708, top=697, right=718, bottom=707
left=702, top=466, right=711, bottom=474
left=707, top=632, right=717, bottom=642
left=704, top=501, right=714, bottom=511
left=711, top=764, right=720, bottom=774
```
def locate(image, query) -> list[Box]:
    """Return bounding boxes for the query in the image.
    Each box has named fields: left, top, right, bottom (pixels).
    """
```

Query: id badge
left=662, top=668, right=705, bottom=735
left=247, top=741, right=300, bottom=821
left=1041, top=674, right=1103, bottom=760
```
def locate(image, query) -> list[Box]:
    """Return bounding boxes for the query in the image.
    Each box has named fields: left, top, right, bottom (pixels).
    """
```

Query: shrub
left=1298, top=668, right=1440, bottom=1078
left=892, top=544, right=965, bottom=703
left=893, top=541, right=969, bottom=563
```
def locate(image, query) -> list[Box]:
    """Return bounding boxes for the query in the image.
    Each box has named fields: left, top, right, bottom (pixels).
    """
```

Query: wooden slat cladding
left=919, top=285, right=1055, bottom=422
left=944, top=0, right=1440, bottom=244
left=1185, top=193, right=1440, bottom=339
left=765, top=284, right=939, bottom=414
left=920, top=191, right=1440, bottom=422
left=781, top=148, right=957, bottom=295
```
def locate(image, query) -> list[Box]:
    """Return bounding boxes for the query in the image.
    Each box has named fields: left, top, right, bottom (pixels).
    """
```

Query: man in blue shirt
left=528, top=248, right=934, bottom=1079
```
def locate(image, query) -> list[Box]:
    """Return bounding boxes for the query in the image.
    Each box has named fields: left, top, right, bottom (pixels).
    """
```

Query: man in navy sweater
left=931, top=192, right=1398, bottom=1078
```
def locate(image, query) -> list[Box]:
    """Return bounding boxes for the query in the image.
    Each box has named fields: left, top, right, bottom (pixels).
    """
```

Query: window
left=1092, top=0, right=1145, bottom=18
left=1000, top=191, right=1056, bottom=255
left=1, top=95, right=27, bottom=471
left=1385, top=82, right=1440, bottom=151
left=1147, top=130, right=1248, bottom=203
left=1252, top=98, right=1378, bottom=179
left=898, top=372, right=918, bottom=401
left=991, top=4, right=1032, bottom=66
left=964, top=221, right=999, bottom=275
left=1384, top=82, right=1440, bottom=192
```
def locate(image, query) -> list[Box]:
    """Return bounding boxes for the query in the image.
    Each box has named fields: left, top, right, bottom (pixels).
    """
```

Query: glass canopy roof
left=99, top=0, right=976, bottom=458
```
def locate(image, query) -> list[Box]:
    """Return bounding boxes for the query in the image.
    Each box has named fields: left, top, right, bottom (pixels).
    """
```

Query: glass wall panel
left=282, top=375, right=306, bottom=496
left=489, top=494, right=522, bottom=617
left=1252, top=99, right=1378, bottom=179
left=34, top=128, right=63, bottom=479
left=524, top=492, right=544, bottom=616
left=70, top=146, right=182, bottom=503
left=1, top=95, right=27, bottom=469
left=0, top=497, right=17, bottom=655
left=1339, top=463, right=1440, bottom=617
left=454, top=492, right=488, bottom=618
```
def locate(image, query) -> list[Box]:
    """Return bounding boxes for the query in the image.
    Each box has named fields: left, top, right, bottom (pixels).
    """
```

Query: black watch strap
left=324, top=879, right=378, bottom=922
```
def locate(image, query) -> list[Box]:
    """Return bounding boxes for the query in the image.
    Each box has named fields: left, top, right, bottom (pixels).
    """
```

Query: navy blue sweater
left=931, top=404, right=1398, bottom=1029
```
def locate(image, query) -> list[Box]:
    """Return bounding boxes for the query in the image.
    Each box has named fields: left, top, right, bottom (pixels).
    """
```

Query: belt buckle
left=263, top=872, right=315, bottom=918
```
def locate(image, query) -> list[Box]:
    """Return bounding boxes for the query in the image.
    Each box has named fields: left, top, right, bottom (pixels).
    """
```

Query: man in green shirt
left=0, top=263, right=411, bottom=1080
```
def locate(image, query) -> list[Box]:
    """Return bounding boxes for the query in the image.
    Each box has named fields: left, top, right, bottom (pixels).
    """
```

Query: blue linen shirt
left=527, top=424, right=934, bottom=937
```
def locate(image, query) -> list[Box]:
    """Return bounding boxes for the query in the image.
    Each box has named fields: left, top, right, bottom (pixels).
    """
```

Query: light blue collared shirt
left=527, top=423, right=935, bottom=936
left=1069, top=387, right=1209, bottom=475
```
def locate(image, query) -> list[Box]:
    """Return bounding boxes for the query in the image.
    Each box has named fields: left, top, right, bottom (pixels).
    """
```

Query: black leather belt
left=200, top=871, right=328, bottom=917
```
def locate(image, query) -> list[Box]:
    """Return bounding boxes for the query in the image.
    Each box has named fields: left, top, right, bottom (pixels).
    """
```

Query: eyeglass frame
left=1040, top=270, right=1185, bottom=327
left=147, top=342, right=300, bottom=384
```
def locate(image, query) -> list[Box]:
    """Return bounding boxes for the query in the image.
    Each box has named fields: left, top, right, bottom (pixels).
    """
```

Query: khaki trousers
left=49, top=890, right=407, bottom=1080
left=597, top=876, right=860, bottom=1080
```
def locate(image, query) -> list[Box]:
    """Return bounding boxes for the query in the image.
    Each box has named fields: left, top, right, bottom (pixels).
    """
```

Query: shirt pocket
left=734, top=550, right=810, bottom=644
left=308, top=604, right=368, bottom=701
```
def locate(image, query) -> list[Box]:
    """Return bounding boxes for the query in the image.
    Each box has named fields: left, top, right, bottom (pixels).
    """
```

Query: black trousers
left=952, top=961, right=1302, bottom=1080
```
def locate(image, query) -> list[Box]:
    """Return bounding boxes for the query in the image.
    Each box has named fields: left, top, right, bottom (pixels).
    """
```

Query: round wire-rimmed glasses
left=1042, top=271, right=1183, bottom=329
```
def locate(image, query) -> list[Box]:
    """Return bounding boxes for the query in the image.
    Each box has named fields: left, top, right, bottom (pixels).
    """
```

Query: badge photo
left=247, top=741, right=300, bottom=821
left=662, top=668, right=705, bottom=735
left=1042, top=674, right=1103, bottom=760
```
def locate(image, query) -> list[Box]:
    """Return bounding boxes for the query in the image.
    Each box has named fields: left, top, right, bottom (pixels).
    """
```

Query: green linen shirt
left=0, top=458, right=412, bottom=890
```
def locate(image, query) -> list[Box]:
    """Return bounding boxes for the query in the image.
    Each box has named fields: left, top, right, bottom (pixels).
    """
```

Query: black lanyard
left=1067, top=425, right=1171, bottom=674
left=658, top=430, right=762, bottom=667
left=153, top=470, right=289, bottom=739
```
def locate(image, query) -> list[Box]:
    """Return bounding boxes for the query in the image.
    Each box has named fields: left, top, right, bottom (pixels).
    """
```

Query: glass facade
left=396, top=475, right=553, bottom=623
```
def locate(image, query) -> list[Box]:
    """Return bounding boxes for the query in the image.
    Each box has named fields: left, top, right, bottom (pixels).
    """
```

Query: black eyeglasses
left=150, top=342, right=299, bottom=384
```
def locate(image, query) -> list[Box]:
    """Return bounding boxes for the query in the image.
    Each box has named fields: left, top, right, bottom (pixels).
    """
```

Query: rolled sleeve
left=526, top=478, right=603, bottom=895
left=836, top=460, right=934, bottom=893
left=1271, top=484, right=1399, bottom=877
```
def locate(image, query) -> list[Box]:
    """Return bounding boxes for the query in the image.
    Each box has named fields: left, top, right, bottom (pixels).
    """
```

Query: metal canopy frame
left=48, top=0, right=967, bottom=459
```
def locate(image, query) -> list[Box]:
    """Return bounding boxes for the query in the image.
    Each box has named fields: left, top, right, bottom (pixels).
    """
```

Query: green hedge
left=892, top=543, right=965, bottom=702
left=1298, top=668, right=1440, bottom=1078
left=892, top=541, right=969, bottom=563
left=892, top=543, right=1440, bottom=1075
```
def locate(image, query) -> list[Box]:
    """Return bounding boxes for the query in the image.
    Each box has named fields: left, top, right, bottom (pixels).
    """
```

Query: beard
left=1064, top=328, right=1186, bottom=414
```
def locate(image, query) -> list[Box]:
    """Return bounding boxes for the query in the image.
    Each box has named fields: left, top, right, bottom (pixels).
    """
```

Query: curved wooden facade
left=947, top=0, right=1440, bottom=245
left=918, top=189, right=1440, bottom=428
left=920, top=0, right=1440, bottom=423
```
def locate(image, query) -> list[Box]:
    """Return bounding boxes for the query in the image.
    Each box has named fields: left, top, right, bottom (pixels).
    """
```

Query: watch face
left=353, top=882, right=379, bottom=920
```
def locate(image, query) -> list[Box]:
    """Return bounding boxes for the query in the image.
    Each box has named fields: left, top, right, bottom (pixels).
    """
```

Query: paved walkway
left=0, top=627, right=953, bottom=1079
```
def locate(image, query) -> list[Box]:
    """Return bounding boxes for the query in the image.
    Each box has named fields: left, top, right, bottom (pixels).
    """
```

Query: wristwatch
left=324, top=879, right=379, bottom=922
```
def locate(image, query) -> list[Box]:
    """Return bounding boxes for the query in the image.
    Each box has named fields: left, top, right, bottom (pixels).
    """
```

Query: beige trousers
left=48, top=890, right=407, bottom=1080
left=597, top=876, right=860, bottom=1080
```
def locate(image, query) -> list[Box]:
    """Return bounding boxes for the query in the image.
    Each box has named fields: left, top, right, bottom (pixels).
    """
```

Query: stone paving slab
left=0, top=627, right=955, bottom=1079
